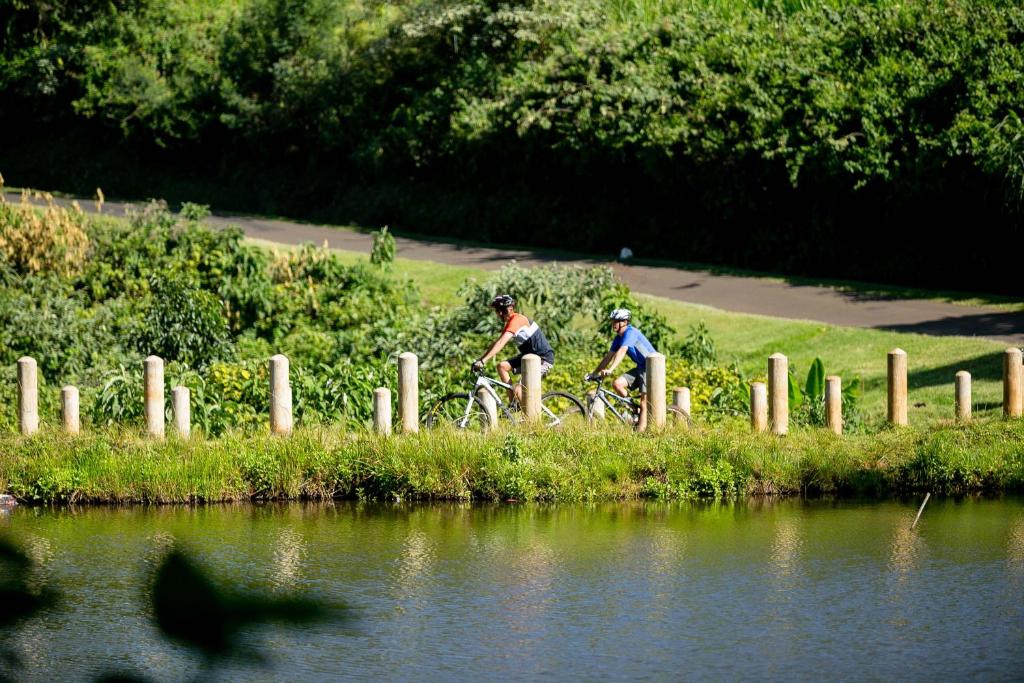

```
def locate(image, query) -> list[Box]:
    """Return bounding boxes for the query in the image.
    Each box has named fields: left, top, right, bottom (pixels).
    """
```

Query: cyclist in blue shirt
left=590, top=308, right=657, bottom=431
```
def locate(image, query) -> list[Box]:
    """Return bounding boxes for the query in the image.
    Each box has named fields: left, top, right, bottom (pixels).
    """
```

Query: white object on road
left=619, top=247, right=633, bottom=260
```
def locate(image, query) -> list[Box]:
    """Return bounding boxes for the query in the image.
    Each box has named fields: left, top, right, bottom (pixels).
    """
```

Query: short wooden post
left=672, top=387, right=691, bottom=424
left=144, top=355, right=164, bottom=438
left=1003, top=347, right=1023, bottom=418
left=587, top=390, right=605, bottom=422
left=825, top=376, right=842, bottom=435
left=269, top=354, right=292, bottom=436
left=17, top=357, right=38, bottom=435
left=750, top=382, right=767, bottom=433
left=955, top=371, right=971, bottom=422
left=373, top=387, right=392, bottom=435
left=887, top=348, right=908, bottom=426
left=61, top=386, right=80, bottom=435
left=768, top=353, right=788, bottom=435
left=398, top=352, right=419, bottom=433
left=477, top=387, right=498, bottom=431
left=521, top=354, right=542, bottom=422
left=172, top=386, right=190, bottom=438
left=646, top=353, right=667, bottom=430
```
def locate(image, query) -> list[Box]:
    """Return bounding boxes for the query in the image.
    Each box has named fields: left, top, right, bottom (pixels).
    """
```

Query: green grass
left=638, top=294, right=1012, bottom=425
left=2, top=420, right=1022, bottom=504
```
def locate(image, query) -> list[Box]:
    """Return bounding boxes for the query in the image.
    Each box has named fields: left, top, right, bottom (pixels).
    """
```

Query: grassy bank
left=2, top=420, right=1022, bottom=504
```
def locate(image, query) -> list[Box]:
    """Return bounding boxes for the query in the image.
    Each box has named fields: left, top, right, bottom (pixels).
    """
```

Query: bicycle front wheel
left=425, top=392, right=493, bottom=430
left=540, top=391, right=587, bottom=429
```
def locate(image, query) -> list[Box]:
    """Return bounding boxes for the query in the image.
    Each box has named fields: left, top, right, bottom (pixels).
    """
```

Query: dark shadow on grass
left=907, top=351, right=1004, bottom=389
left=876, top=311, right=1024, bottom=344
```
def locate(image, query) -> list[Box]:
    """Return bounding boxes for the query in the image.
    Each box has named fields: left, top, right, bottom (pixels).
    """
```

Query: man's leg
left=638, top=393, right=648, bottom=432
left=497, top=360, right=520, bottom=405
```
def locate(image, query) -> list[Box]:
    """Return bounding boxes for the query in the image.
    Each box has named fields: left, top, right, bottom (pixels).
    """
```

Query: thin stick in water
left=911, top=492, right=931, bottom=530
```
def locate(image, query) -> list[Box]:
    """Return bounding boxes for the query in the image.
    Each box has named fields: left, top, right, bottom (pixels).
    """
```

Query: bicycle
left=583, top=374, right=691, bottom=429
left=425, top=371, right=587, bottom=430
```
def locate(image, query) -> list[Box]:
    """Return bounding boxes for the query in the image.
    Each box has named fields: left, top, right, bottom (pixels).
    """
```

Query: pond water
left=2, top=498, right=1023, bottom=681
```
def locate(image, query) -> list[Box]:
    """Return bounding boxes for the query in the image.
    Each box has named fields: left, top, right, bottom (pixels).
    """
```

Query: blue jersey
left=610, top=325, right=656, bottom=373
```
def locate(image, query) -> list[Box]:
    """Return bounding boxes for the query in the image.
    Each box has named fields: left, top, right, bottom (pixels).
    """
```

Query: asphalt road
left=8, top=191, right=1023, bottom=344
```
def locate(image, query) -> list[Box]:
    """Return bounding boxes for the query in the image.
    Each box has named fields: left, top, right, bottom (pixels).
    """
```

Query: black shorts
left=508, top=354, right=554, bottom=376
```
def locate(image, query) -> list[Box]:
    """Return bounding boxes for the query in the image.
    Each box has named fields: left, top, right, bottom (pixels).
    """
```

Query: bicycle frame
left=588, top=382, right=639, bottom=426
left=456, top=373, right=565, bottom=426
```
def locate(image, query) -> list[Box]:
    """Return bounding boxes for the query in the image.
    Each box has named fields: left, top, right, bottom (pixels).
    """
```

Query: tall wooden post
left=768, top=353, right=788, bottom=435
left=1004, top=348, right=1023, bottom=418
left=887, top=349, right=908, bottom=426
left=269, top=354, right=292, bottom=435
left=144, top=355, right=165, bottom=438
left=398, top=352, right=419, bottom=433
left=17, top=357, right=38, bottom=435
left=521, top=354, right=542, bottom=422
left=825, top=376, right=842, bottom=435
left=955, top=371, right=971, bottom=422
left=646, top=353, right=666, bottom=430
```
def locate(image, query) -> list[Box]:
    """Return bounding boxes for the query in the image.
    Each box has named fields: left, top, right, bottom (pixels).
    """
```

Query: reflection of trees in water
left=272, top=527, right=307, bottom=592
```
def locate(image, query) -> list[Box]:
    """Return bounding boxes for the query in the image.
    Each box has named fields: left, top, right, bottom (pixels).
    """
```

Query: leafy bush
left=135, top=274, right=232, bottom=367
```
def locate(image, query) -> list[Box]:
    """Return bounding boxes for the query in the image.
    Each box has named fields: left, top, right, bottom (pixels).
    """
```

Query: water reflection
left=2, top=499, right=1024, bottom=681
left=887, top=524, right=925, bottom=580
left=769, top=517, right=803, bottom=583
left=272, top=527, right=307, bottom=592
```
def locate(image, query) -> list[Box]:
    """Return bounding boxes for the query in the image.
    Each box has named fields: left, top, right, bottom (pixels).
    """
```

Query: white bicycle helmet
left=609, top=308, right=632, bottom=322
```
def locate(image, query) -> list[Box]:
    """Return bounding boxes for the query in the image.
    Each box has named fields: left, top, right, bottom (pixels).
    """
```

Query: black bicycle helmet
left=490, top=294, right=515, bottom=310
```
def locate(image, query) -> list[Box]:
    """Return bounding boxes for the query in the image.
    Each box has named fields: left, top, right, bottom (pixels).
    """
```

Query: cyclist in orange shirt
left=472, top=294, right=555, bottom=406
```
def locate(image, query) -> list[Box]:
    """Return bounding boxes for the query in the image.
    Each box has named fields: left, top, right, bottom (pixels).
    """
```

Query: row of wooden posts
left=10, top=348, right=1024, bottom=438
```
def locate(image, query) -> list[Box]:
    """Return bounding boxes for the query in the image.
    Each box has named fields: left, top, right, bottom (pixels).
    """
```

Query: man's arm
left=599, top=346, right=630, bottom=376
left=478, top=331, right=514, bottom=364
left=592, top=349, right=617, bottom=375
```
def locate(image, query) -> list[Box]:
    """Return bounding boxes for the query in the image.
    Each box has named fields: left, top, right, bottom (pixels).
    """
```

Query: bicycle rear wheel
left=540, top=391, right=587, bottom=429
left=667, top=405, right=692, bottom=429
left=425, top=392, right=493, bottom=430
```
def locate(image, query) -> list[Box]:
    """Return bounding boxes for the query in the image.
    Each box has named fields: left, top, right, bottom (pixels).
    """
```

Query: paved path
left=9, top=191, right=1024, bottom=344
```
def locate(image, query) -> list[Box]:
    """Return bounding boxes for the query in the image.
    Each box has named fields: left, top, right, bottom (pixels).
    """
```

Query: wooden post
left=17, top=357, right=38, bottom=435
left=373, top=387, right=392, bottom=435
left=477, top=387, right=498, bottom=431
left=398, top=352, right=419, bottom=433
left=269, top=354, right=292, bottom=436
left=172, top=386, right=190, bottom=438
left=144, top=355, right=164, bottom=438
left=955, top=371, right=971, bottom=422
left=1003, top=348, right=1023, bottom=418
left=587, top=389, right=605, bottom=422
left=672, top=387, right=691, bottom=424
left=521, top=354, right=542, bottom=422
left=887, top=348, right=908, bottom=426
left=768, top=353, right=788, bottom=435
left=750, top=382, right=767, bottom=433
left=61, top=385, right=80, bottom=435
left=646, top=353, right=667, bottom=430
left=825, top=375, right=842, bottom=435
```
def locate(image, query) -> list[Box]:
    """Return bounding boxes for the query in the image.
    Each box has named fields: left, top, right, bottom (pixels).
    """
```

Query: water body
left=2, top=498, right=1023, bottom=681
